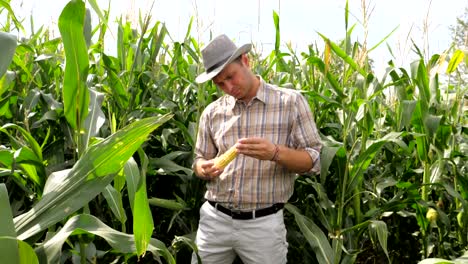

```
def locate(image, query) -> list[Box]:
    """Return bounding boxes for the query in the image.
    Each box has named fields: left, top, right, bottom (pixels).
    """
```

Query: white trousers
left=191, top=201, right=288, bottom=264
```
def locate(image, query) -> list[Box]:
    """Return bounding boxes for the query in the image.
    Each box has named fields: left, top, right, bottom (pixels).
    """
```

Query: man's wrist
left=270, top=144, right=280, bottom=162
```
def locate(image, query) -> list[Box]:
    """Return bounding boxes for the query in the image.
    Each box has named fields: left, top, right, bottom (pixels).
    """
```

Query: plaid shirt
left=193, top=78, right=321, bottom=210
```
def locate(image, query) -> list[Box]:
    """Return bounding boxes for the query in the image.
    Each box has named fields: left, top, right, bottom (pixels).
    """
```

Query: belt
left=208, top=201, right=284, bottom=220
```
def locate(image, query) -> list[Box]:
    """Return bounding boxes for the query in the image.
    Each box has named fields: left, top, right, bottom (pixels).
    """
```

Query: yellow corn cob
left=214, top=145, right=238, bottom=169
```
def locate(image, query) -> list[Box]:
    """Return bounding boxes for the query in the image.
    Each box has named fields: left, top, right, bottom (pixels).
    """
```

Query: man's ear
left=241, top=53, right=250, bottom=67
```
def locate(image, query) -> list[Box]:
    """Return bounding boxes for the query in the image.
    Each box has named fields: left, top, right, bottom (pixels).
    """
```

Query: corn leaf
left=446, top=49, right=465, bottom=74
left=82, top=89, right=105, bottom=149
left=133, top=149, right=153, bottom=257
left=0, top=184, right=20, bottom=264
left=34, top=214, right=175, bottom=264
left=369, top=220, right=390, bottom=262
left=285, top=203, right=334, bottom=264
left=0, top=1, right=24, bottom=33
left=0, top=237, right=39, bottom=264
left=318, top=33, right=367, bottom=77
left=102, top=184, right=127, bottom=224
left=58, top=0, right=90, bottom=131
left=14, top=114, right=173, bottom=240
left=149, top=197, right=187, bottom=211
left=347, top=132, right=405, bottom=195
left=0, top=31, right=17, bottom=80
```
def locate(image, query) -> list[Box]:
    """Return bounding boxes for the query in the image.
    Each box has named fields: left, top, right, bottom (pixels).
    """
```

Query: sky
left=6, top=0, right=468, bottom=77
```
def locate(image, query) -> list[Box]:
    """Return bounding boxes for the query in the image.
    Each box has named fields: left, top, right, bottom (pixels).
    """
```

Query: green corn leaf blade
left=82, top=89, right=106, bottom=149
left=400, top=100, right=417, bottom=129
left=318, top=33, right=367, bottom=77
left=14, top=114, right=173, bottom=240
left=172, top=235, right=201, bottom=263
left=0, top=0, right=25, bottom=32
left=368, top=26, right=399, bottom=53
left=150, top=157, right=193, bottom=179
left=0, top=237, right=39, bottom=264
left=446, top=49, right=465, bottom=74
left=1, top=123, right=43, bottom=161
left=332, top=238, right=343, bottom=264
left=102, top=184, right=127, bottom=224
left=0, top=31, right=17, bottom=79
left=0, top=184, right=19, bottom=264
left=125, top=157, right=141, bottom=212
left=369, top=220, right=390, bottom=262
left=18, top=238, right=39, bottom=264
left=133, top=175, right=153, bottom=257
left=347, top=132, right=405, bottom=194
left=149, top=197, right=187, bottom=211
left=285, top=203, right=334, bottom=264
left=34, top=214, right=175, bottom=264
left=412, top=102, right=429, bottom=161
left=149, top=22, right=167, bottom=63
left=0, top=124, right=45, bottom=188
left=345, top=0, right=349, bottom=30
left=102, top=54, right=129, bottom=109
left=307, top=56, right=346, bottom=99
left=414, top=59, right=430, bottom=105
left=320, top=143, right=341, bottom=185
left=0, top=184, right=16, bottom=237
left=58, top=0, right=90, bottom=131
left=133, top=149, right=154, bottom=258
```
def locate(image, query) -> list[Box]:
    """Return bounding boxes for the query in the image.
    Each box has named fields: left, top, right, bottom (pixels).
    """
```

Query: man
left=192, top=34, right=321, bottom=264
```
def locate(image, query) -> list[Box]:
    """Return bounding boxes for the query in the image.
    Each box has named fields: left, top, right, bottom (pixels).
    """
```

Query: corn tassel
left=214, top=145, right=238, bottom=169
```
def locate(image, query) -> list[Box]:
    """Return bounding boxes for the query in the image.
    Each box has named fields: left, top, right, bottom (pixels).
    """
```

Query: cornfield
left=0, top=0, right=467, bottom=263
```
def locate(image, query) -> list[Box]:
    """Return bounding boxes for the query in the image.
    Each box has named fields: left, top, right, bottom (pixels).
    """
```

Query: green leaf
left=347, top=132, right=405, bottom=194
left=0, top=1, right=25, bottom=33
left=34, top=214, right=175, bottom=264
left=149, top=197, right=187, bottom=211
left=125, top=157, right=140, bottom=212
left=446, top=49, right=465, bottom=74
left=0, top=31, right=17, bottom=79
left=0, top=237, right=39, bottom=264
left=400, top=100, right=417, bottom=129
left=82, top=89, right=105, bottom=149
left=320, top=144, right=341, bottom=185
left=58, top=0, right=90, bottom=131
left=0, top=184, right=21, bottom=264
left=14, top=114, right=173, bottom=240
left=369, top=220, right=390, bottom=261
left=133, top=151, right=154, bottom=257
left=285, top=203, right=334, bottom=264
left=102, top=185, right=127, bottom=224
left=318, top=33, right=367, bottom=77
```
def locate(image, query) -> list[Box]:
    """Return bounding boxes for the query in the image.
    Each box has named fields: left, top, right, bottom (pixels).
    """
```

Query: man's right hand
left=196, top=159, right=223, bottom=180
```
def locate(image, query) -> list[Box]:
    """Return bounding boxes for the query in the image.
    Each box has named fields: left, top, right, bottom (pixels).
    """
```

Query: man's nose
left=224, top=81, right=234, bottom=93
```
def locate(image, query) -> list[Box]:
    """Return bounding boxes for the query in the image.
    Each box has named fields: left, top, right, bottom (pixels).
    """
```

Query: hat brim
left=195, top=43, right=252, bottom=84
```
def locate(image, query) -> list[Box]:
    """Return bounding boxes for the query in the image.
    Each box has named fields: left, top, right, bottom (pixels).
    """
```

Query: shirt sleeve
left=192, top=106, right=218, bottom=170
left=290, top=92, right=322, bottom=174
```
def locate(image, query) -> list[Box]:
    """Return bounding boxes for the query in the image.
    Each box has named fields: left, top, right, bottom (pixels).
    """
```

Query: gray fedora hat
left=195, top=34, right=252, bottom=83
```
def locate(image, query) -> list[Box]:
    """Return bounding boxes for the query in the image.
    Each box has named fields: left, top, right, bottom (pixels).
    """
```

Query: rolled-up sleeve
left=192, top=106, right=217, bottom=169
left=290, top=92, right=322, bottom=174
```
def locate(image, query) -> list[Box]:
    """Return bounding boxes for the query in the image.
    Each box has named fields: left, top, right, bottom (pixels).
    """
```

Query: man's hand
left=196, top=159, right=223, bottom=180
left=236, top=137, right=276, bottom=160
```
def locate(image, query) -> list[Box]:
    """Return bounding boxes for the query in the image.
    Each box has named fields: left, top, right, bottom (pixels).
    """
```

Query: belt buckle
left=230, top=209, right=248, bottom=219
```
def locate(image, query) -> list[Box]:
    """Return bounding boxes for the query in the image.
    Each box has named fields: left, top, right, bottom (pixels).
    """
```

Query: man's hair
left=232, top=54, right=244, bottom=64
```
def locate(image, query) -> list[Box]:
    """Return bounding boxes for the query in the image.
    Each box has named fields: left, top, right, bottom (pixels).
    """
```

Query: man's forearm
left=274, top=145, right=314, bottom=173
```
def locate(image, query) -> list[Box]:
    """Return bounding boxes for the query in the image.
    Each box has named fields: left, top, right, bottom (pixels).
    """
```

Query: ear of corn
left=214, top=145, right=238, bottom=169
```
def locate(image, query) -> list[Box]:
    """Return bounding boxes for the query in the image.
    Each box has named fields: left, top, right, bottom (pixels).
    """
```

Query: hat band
left=206, top=54, right=232, bottom=73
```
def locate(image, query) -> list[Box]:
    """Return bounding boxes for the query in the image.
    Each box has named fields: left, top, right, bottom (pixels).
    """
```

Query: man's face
left=212, top=55, right=252, bottom=101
